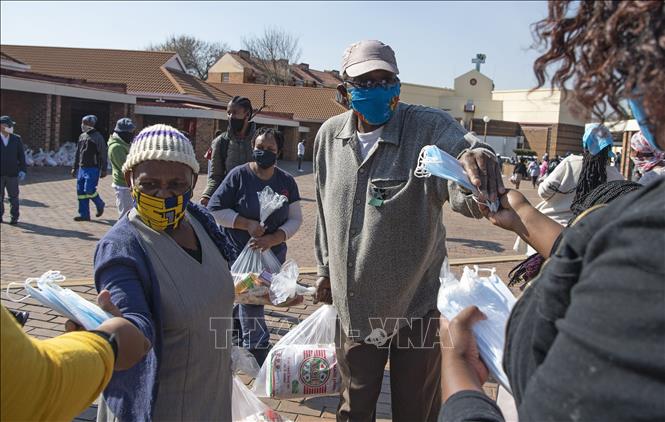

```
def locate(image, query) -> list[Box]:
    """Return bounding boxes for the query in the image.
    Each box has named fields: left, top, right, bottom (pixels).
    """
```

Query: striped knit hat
left=122, top=124, right=199, bottom=174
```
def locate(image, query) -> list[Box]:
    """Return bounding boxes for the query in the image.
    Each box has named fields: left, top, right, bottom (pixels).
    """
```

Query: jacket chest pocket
left=368, top=178, right=408, bottom=205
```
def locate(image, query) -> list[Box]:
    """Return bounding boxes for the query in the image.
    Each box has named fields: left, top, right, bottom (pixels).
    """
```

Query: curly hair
left=532, top=1, right=665, bottom=134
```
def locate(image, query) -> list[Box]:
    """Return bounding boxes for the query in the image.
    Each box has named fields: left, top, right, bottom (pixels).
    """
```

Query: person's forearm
left=514, top=205, right=563, bottom=258
left=234, top=215, right=255, bottom=231
left=441, top=353, right=484, bottom=402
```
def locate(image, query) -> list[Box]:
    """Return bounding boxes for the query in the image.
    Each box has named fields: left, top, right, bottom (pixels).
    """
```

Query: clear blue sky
left=1, top=1, right=548, bottom=89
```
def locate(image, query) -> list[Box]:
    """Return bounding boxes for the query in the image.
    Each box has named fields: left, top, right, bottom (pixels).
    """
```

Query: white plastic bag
left=438, top=259, right=516, bottom=393
left=253, top=305, right=340, bottom=399
left=232, top=377, right=290, bottom=422
left=258, top=186, right=288, bottom=225
left=414, top=145, right=500, bottom=212
left=231, top=346, right=290, bottom=422
left=231, top=243, right=282, bottom=284
left=5, top=271, right=111, bottom=330
left=235, top=260, right=315, bottom=306
left=24, top=149, right=34, bottom=167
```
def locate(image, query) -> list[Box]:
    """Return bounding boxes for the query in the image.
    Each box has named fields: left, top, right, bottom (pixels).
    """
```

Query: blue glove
left=18, top=171, right=26, bottom=182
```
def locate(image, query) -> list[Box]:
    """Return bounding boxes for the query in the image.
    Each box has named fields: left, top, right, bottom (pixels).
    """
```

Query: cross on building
left=472, top=53, right=487, bottom=72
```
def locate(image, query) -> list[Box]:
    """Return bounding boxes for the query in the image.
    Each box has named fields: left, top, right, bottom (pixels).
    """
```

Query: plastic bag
left=24, top=149, right=34, bottom=167
left=258, top=186, right=288, bottom=225
left=235, top=260, right=315, bottom=306
left=414, top=145, right=500, bottom=212
left=231, top=346, right=290, bottom=422
left=5, top=270, right=111, bottom=330
left=231, top=243, right=282, bottom=284
left=438, top=259, right=515, bottom=393
left=45, top=151, right=58, bottom=167
left=253, top=305, right=340, bottom=399
left=232, top=377, right=290, bottom=422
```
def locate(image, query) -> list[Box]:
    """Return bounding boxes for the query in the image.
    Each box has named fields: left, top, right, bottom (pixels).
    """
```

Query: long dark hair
left=531, top=1, right=664, bottom=136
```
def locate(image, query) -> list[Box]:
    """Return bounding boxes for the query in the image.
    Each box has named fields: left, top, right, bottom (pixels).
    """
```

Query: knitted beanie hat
left=122, top=124, right=199, bottom=174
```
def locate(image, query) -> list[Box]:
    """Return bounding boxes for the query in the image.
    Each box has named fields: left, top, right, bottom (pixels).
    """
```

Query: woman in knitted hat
left=93, top=124, right=235, bottom=421
left=630, top=130, right=665, bottom=185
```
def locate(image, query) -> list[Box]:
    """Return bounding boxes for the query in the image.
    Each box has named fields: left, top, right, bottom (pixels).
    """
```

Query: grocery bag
left=232, top=377, right=291, bottom=422
left=438, top=259, right=516, bottom=393
left=231, top=243, right=282, bottom=284
left=5, top=270, right=111, bottom=330
left=253, top=305, right=340, bottom=399
left=231, top=347, right=291, bottom=422
left=235, top=260, right=316, bottom=306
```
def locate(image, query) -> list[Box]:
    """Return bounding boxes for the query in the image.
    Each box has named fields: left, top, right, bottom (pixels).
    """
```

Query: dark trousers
left=0, top=176, right=20, bottom=220
left=335, top=310, right=441, bottom=422
left=297, top=155, right=304, bottom=170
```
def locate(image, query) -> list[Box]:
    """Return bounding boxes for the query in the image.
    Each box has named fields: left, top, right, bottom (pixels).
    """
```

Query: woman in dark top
left=208, top=128, right=303, bottom=364
left=512, top=159, right=528, bottom=190
left=439, top=2, right=665, bottom=421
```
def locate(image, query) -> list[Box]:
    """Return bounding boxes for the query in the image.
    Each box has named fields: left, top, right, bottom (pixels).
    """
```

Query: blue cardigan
left=94, top=204, right=231, bottom=422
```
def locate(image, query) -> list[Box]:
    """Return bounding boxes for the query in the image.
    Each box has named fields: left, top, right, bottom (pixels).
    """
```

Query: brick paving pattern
left=1, top=161, right=538, bottom=420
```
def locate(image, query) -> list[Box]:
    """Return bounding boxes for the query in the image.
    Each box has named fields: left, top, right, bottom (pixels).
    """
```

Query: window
left=222, top=73, right=229, bottom=83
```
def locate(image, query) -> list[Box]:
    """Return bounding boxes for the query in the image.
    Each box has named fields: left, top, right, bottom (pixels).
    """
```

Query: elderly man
left=72, top=115, right=107, bottom=221
left=0, top=115, right=27, bottom=225
left=313, top=40, right=503, bottom=421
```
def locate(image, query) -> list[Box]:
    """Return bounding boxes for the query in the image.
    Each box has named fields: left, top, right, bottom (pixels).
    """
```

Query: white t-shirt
left=297, top=142, right=305, bottom=156
left=357, top=126, right=384, bottom=160
left=0, top=133, right=9, bottom=147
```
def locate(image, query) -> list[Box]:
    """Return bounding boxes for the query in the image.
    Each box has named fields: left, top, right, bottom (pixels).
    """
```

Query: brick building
left=1, top=45, right=302, bottom=170
left=206, top=50, right=342, bottom=88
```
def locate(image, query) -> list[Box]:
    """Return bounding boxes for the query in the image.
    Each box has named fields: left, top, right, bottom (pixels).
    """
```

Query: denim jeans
left=236, top=303, right=270, bottom=349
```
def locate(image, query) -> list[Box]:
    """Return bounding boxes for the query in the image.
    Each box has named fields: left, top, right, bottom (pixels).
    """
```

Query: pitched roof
left=308, top=69, right=342, bottom=87
left=1, top=45, right=229, bottom=105
left=211, top=82, right=346, bottom=122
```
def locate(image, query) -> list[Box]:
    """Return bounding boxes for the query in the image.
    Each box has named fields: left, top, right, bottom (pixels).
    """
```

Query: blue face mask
left=347, top=83, right=401, bottom=126
left=628, top=98, right=659, bottom=151
left=414, top=145, right=500, bottom=213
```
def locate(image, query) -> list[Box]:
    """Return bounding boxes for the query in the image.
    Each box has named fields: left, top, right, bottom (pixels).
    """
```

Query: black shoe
left=74, top=216, right=91, bottom=222
left=96, top=207, right=104, bottom=218
left=9, top=218, right=18, bottom=225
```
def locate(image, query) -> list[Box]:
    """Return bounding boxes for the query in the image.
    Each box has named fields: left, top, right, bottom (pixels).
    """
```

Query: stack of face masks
left=414, top=145, right=500, bottom=213
left=6, top=270, right=111, bottom=330
left=438, top=259, right=516, bottom=394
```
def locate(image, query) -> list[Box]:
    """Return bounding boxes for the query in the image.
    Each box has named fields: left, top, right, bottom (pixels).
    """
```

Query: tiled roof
left=167, top=68, right=233, bottom=103
left=308, top=68, right=342, bottom=87
left=211, top=82, right=346, bottom=122
left=1, top=45, right=229, bottom=105
left=0, top=51, right=27, bottom=65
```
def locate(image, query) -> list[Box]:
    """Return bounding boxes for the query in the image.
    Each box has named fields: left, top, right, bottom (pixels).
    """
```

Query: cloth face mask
left=347, top=83, right=400, bottom=126
left=132, top=187, right=192, bottom=231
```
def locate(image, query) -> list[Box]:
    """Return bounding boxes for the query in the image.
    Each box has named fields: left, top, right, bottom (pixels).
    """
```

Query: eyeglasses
left=343, top=76, right=400, bottom=90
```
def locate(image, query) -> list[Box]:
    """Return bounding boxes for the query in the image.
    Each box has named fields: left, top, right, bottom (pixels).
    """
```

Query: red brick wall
left=195, top=118, right=215, bottom=172
left=0, top=90, right=52, bottom=151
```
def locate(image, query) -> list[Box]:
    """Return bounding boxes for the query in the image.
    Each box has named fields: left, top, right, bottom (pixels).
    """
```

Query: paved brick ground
left=1, top=161, right=540, bottom=421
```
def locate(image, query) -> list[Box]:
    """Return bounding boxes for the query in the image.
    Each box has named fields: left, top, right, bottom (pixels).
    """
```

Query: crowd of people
left=1, top=1, right=665, bottom=421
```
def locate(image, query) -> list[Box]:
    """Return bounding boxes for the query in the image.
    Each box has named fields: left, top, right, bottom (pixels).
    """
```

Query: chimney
left=237, top=50, right=250, bottom=60
left=298, top=63, right=309, bottom=71
left=277, top=59, right=289, bottom=68
left=327, top=69, right=341, bottom=79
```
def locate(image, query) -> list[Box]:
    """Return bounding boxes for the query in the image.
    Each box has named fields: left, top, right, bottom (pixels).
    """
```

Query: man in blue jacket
left=72, top=115, right=107, bottom=221
left=0, top=116, right=27, bottom=225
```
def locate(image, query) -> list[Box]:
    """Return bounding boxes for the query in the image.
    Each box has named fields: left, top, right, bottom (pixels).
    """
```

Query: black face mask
left=230, top=118, right=246, bottom=133
left=253, top=149, right=277, bottom=169
left=117, top=131, right=133, bottom=143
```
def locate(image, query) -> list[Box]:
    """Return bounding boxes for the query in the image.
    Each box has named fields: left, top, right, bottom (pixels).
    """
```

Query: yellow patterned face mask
left=131, top=188, right=192, bottom=231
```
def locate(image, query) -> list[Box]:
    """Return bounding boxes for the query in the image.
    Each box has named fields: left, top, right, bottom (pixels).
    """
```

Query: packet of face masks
left=414, top=145, right=500, bottom=213
left=5, top=270, right=112, bottom=330
left=438, top=259, right=516, bottom=394
left=258, top=186, right=288, bottom=225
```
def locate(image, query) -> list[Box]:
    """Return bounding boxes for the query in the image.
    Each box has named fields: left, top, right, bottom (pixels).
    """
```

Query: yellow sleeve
left=1, top=306, right=115, bottom=422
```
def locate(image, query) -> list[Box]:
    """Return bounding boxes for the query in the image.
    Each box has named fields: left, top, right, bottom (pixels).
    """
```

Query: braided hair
left=570, top=146, right=610, bottom=213
left=228, top=96, right=254, bottom=119
left=251, top=127, right=284, bottom=152
left=570, top=180, right=642, bottom=218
